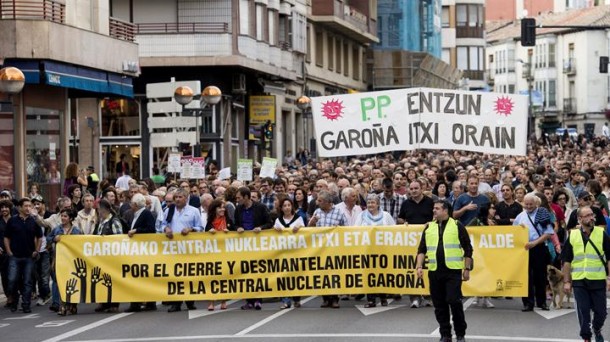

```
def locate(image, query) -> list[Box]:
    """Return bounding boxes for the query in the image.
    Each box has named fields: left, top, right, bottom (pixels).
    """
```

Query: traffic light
left=264, top=121, right=274, bottom=140
left=521, top=18, right=536, bottom=47
left=600, top=56, right=609, bottom=74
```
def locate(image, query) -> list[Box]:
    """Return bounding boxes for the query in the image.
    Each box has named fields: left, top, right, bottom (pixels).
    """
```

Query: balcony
left=0, top=0, right=64, bottom=23
left=563, top=58, right=576, bottom=75
left=135, top=22, right=229, bottom=34
left=563, top=98, right=576, bottom=114
left=310, top=0, right=378, bottom=44
left=109, top=17, right=135, bottom=42
left=462, top=70, right=484, bottom=81
left=456, top=25, right=484, bottom=39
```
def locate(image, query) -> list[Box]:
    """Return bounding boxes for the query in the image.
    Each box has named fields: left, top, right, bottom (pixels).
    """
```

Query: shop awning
left=2, top=59, right=133, bottom=97
left=43, top=61, right=133, bottom=98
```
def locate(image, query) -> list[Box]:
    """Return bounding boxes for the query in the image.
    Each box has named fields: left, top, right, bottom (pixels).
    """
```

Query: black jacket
left=234, top=202, right=272, bottom=230
left=132, top=208, right=156, bottom=234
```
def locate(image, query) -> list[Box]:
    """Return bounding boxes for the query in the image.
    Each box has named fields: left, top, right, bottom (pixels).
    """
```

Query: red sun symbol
left=494, top=96, right=514, bottom=116
left=320, top=99, right=345, bottom=121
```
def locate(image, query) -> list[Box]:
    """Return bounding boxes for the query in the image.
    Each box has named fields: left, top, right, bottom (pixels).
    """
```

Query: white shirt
left=274, top=215, right=305, bottom=229
left=335, top=202, right=363, bottom=226
left=115, top=174, right=132, bottom=190
left=603, top=124, right=610, bottom=138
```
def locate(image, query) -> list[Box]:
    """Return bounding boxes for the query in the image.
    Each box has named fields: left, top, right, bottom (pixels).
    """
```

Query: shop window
left=0, top=106, right=15, bottom=190
left=101, top=98, right=140, bottom=137
left=25, top=107, right=62, bottom=203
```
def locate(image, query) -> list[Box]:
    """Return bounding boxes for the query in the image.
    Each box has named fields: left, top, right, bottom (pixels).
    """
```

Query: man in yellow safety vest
left=562, top=206, right=610, bottom=342
left=416, top=200, right=473, bottom=342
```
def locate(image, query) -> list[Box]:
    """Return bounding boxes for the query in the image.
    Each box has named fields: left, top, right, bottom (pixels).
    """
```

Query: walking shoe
left=320, top=301, right=330, bottom=308
left=241, top=303, right=254, bottom=310
left=482, top=298, right=495, bottom=308
left=186, top=304, right=197, bottom=310
left=37, top=296, right=51, bottom=306
left=331, top=301, right=340, bottom=309
left=254, top=301, right=262, bottom=310
left=410, top=298, right=420, bottom=308
left=456, top=336, right=466, bottom=342
left=471, top=297, right=480, bottom=306
left=594, top=330, right=604, bottom=342
left=22, top=307, right=32, bottom=314
left=439, top=337, right=452, bottom=342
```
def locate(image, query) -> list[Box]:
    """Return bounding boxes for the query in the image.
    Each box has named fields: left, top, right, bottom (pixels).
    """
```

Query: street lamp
left=173, top=85, right=222, bottom=157
left=296, top=96, right=311, bottom=159
left=0, top=66, right=25, bottom=195
left=0, top=67, right=25, bottom=94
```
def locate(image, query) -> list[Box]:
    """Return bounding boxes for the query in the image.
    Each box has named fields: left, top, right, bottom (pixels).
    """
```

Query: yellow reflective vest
left=425, top=218, right=464, bottom=271
left=569, top=227, right=606, bottom=281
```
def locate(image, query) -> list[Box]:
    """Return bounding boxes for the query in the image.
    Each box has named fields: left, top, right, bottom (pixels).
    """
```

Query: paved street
left=0, top=295, right=605, bottom=342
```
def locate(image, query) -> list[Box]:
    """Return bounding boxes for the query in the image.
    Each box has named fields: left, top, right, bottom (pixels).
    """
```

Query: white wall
left=133, top=0, right=177, bottom=23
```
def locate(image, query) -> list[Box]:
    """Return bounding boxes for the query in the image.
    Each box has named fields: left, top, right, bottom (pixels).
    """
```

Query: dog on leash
left=547, top=264, right=571, bottom=309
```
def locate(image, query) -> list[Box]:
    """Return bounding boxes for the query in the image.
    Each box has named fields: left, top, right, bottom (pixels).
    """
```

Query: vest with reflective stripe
left=425, top=218, right=464, bottom=271
left=569, top=227, right=606, bottom=281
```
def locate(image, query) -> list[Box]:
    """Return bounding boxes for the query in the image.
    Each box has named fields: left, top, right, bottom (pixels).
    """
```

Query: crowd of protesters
left=1, top=132, right=610, bottom=317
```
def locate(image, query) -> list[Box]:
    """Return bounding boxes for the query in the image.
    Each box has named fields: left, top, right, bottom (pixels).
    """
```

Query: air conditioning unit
left=232, top=74, right=246, bottom=94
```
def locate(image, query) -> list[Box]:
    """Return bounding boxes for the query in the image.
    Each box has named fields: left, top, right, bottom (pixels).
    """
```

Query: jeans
left=51, top=270, right=60, bottom=308
left=7, top=256, right=35, bottom=309
left=33, top=251, right=50, bottom=299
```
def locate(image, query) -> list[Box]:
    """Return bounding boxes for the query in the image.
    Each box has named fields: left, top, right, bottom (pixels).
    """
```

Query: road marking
left=36, top=320, right=75, bottom=328
left=0, top=323, right=9, bottom=328
left=40, top=313, right=133, bottom=342
left=534, top=307, right=575, bottom=319
left=234, top=296, right=316, bottom=336
left=3, top=313, right=39, bottom=320
left=355, top=299, right=406, bottom=316
left=189, top=299, right=240, bottom=319
left=65, top=333, right=589, bottom=342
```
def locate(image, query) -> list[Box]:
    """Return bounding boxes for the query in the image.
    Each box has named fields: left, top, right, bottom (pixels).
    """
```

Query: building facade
left=486, top=5, right=610, bottom=137
left=376, top=0, right=442, bottom=58
left=442, top=0, right=486, bottom=90
left=0, top=0, right=139, bottom=198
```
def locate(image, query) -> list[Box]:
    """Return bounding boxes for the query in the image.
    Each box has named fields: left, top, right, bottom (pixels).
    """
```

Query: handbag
left=526, top=212, right=556, bottom=262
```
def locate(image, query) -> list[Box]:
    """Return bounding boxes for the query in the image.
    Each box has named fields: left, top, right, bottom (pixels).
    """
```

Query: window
left=343, top=42, right=349, bottom=76
left=305, top=24, right=311, bottom=62
left=549, top=43, right=556, bottom=67
left=507, top=48, right=515, bottom=72
left=256, top=4, right=264, bottom=40
left=352, top=46, right=360, bottom=80
left=291, top=10, right=307, bottom=54
left=442, top=6, right=450, bottom=28
left=508, top=84, right=515, bottom=94
left=268, top=10, right=277, bottom=45
left=101, top=99, right=140, bottom=137
left=456, top=4, right=483, bottom=27
left=442, top=48, right=450, bottom=64
left=239, top=0, right=249, bottom=35
left=328, top=35, right=334, bottom=71
left=315, top=30, right=323, bottom=67
left=335, top=38, right=342, bottom=74
left=548, top=80, right=556, bottom=107
left=456, top=5, right=467, bottom=26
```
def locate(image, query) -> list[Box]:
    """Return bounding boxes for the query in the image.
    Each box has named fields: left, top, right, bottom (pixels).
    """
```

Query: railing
left=135, top=22, right=229, bottom=34
left=462, top=70, right=484, bottom=81
left=278, top=40, right=291, bottom=51
left=0, top=0, right=65, bottom=23
left=311, top=0, right=375, bottom=37
left=456, top=25, right=484, bottom=39
left=109, top=16, right=135, bottom=42
left=563, top=58, right=576, bottom=75
left=563, top=98, right=576, bottom=114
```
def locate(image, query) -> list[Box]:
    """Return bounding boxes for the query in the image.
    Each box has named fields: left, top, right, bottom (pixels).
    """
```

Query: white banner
left=311, top=88, right=528, bottom=157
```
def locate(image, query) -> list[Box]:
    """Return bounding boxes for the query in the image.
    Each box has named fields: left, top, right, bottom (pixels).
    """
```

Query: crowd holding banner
left=56, top=225, right=528, bottom=303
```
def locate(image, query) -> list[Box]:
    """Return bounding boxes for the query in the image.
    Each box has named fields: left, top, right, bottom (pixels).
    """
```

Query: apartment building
left=0, top=0, right=139, bottom=197
left=442, top=0, right=486, bottom=90
left=486, top=6, right=610, bottom=137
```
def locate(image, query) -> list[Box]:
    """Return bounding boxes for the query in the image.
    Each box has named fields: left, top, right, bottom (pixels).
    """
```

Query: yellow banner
left=56, top=226, right=528, bottom=303
left=249, top=95, right=276, bottom=124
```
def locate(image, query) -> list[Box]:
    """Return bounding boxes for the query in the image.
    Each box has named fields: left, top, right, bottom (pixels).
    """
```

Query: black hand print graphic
left=65, top=278, right=79, bottom=304
left=90, top=266, right=102, bottom=303
left=102, top=273, right=113, bottom=304
left=71, top=258, right=87, bottom=303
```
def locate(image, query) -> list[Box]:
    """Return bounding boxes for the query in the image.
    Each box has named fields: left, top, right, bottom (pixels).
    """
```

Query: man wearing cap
left=566, top=191, right=607, bottom=230
left=86, top=166, right=99, bottom=196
